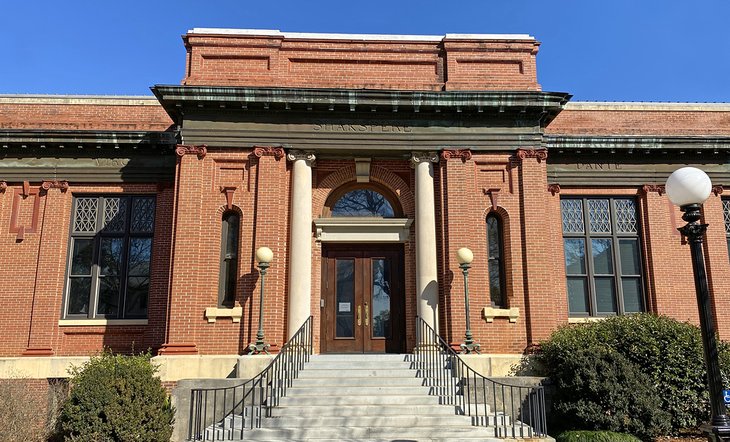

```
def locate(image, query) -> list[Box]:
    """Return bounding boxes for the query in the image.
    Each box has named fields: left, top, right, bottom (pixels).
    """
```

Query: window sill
left=205, top=307, right=242, bottom=323
left=59, top=319, right=148, bottom=327
left=483, top=307, right=519, bottom=323
left=568, top=316, right=609, bottom=324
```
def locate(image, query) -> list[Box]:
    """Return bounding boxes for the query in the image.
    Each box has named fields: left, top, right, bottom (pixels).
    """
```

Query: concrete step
left=261, top=414, right=508, bottom=428
left=292, top=376, right=425, bottom=387
left=297, top=368, right=417, bottom=378
left=285, top=385, right=430, bottom=396
left=277, top=394, right=442, bottom=406
left=308, top=354, right=411, bottom=362
left=304, top=361, right=413, bottom=370
left=209, top=424, right=507, bottom=440
left=270, top=404, right=460, bottom=417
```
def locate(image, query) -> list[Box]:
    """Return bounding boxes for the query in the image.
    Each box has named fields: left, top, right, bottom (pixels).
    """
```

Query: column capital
left=410, top=152, right=439, bottom=167
left=0, top=181, right=6, bottom=193
left=642, top=184, right=665, bottom=195
left=516, top=148, right=548, bottom=162
left=176, top=144, right=207, bottom=159
left=252, top=145, right=285, bottom=160
left=440, top=149, right=472, bottom=162
left=286, top=149, right=316, bottom=166
left=41, top=180, right=70, bottom=192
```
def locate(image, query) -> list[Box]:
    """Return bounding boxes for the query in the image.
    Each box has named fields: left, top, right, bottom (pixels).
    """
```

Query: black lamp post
left=248, top=246, right=273, bottom=355
left=456, top=247, right=480, bottom=354
left=666, top=167, right=730, bottom=441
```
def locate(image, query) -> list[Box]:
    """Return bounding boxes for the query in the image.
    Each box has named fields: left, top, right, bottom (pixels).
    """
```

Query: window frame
left=723, top=198, right=730, bottom=262
left=218, top=210, right=241, bottom=307
left=323, top=182, right=403, bottom=218
left=486, top=213, right=506, bottom=308
left=561, top=196, right=646, bottom=317
left=63, top=195, right=155, bottom=320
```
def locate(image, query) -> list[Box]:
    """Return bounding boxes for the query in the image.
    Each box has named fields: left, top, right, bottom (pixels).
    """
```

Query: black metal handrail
left=415, top=317, right=547, bottom=438
left=188, top=316, right=313, bottom=441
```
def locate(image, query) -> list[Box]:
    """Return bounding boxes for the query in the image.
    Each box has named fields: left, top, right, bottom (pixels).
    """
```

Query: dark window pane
left=331, top=189, right=395, bottom=217
left=619, top=239, right=641, bottom=275
left=488, top=261, right=503, bottom=306
left=372, top=259, right=391, bottom=338
left=68, top=278, right=91, bottom=314
left=131, top=197, right=155, bottom=233
left=622, top=278, right=643, bottom=313
left=100, top=238, right=124, bottom=276
left=335, top=260, right=355, bottom=338
left=567, top=277, right=589, bottom=314
left=224, top=213, right=239, bottom=257
left=125, top=276, right=149, bottom=317
left=564, top=239, right=586, bottom=275
left=595, top=277, right=617, bottom=313
left=97, top=277, right=120, bottom=316
left=487, top=216, right=501, bottom=258
left=592, top=239, right=614, bottom=275
left=128, top=238, right=152, bottom=276
left=71, top=239, right=94, bottom=276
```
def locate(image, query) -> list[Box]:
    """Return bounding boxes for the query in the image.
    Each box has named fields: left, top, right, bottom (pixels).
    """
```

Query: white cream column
left=286, top=150, right=316, bottom=338
left=411, top=152, right=440, bottom=333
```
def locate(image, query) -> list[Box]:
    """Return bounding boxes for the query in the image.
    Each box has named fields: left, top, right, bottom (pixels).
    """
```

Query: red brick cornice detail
left=440, top=149, right=472, bottom=162
left=158, top=343, right=198, bottom=355
left=482, top=187, right=500, bottom=210
left=548, top=183, right=561, bottom=195
left=252, top=146, right=285, bottom=160
left=0, top=181, right=6, bottom=193
left=642, top=184, right=665, bottom=195
left=41, top=180, right=69, bottom=192
left=516, top=148, right=548, bottom=162
left=712, top=185, right=724, bottom=196
left=220, top=186, right=237, bottom=210
left=22, top=347, right=54, bottom=356
left=176, top=144, right=207, bottom=159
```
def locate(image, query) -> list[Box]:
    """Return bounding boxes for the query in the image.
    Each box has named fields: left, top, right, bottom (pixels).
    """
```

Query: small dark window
left=486, top=214, right=505, bottom=307
left=723, top=198, right=730, bottom=262
left=219, top=211, right=240, bottom=306
left=65, top=196, right=155, bottom=319
left=331, top=189, right=395, bottom=217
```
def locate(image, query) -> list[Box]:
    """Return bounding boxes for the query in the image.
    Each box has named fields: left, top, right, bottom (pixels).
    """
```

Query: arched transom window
left=327, top=184, right=400, bottom=218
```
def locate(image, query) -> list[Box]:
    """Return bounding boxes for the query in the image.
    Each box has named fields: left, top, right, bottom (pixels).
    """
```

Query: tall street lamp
left=248, top=246, right=273, bottom=355
left=666, top=167, right=730, bottom=441
left=456, top=247, right=480, bottom=354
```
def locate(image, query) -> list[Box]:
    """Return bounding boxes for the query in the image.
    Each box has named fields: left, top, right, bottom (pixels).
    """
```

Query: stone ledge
left=204, top=307, right=242, bottom=323
left=568, top=316, right=608, bottom=324
left=483, top=306, right=519, bottom=323
left=58, top=319, right=148, bottom=326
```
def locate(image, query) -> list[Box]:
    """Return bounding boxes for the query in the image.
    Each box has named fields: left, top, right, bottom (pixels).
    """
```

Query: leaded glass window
left=331, top=189, right=395, bottom=217
left=65, top=195, right=156, bottom=319
left=486, top=214, right=505, bottom=307
left=219, top=211, right=240, bottom=306
left=561, top=197, right=644, bottom=316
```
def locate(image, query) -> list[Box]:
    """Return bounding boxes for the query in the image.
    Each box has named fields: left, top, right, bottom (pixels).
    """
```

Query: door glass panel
left=335, top=259, right=355, bottom=338
left=372, top=259, right=391, bottom=338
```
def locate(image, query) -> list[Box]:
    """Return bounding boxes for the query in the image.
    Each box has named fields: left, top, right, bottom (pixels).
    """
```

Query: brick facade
left=1, top=29, right=730, bottom=371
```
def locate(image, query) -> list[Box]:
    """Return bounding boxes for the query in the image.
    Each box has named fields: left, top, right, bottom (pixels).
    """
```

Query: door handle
left=357, top=305, right=362, bottom=327
left=365, top=302, right=369, bottom=326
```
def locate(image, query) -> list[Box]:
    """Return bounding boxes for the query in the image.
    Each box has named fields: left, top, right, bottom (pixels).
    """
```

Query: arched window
left=219, top=211, right=240, bottom=306
left=486, top=214, right=505, bottom=307
left=328, top=184, right=399, bottom=218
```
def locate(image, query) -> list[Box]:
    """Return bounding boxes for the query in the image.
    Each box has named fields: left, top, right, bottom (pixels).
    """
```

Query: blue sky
left=3, top=0, right=729, bottom=102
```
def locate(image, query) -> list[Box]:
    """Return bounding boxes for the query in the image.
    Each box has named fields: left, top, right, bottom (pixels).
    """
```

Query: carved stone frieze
left=642, top=184, right=665, bottom=195
left=41, top=180, right=70, bottom=192
left=286, top=149, right=316, bottom=166
left=252, top=146, right=285, bottom=160
left=440, top=149, right=472, bottom=162
left=516, top=148, right=548, bottom=162
left=410, top=152, right=439, bottom=168
left=176, top=144, right=207, bottom=159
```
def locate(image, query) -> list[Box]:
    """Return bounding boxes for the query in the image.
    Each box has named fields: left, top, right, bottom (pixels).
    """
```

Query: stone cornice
left=152, top=86, right=570, bottom=125
left=0, top=129, right=177, bottom=151
left=545, top=135, right=730, bottom=154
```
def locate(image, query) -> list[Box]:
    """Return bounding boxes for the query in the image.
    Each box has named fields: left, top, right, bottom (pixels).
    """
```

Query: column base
left=22, top=347, right=54, bottom=356
left=158, top=343, right=198, bottom=355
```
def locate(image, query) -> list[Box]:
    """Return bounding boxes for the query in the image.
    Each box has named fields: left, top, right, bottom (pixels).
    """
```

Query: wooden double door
left=321, top=244, right=405, bottom=353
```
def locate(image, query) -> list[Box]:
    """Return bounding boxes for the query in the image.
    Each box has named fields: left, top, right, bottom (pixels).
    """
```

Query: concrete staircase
left=206, top=353, right=537, bottom=442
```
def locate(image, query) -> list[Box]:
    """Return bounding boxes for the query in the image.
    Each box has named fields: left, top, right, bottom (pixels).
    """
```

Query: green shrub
left=58, top=351, right=174, bottom=442
left=548, top=346, right=670, bottom=440
left=537, top=314, right=730, bottom=436
left=556, top=430, right=642, bottom=442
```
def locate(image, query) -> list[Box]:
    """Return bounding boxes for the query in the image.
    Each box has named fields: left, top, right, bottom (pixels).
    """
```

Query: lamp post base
left=247, top=340, right=270, bottom=355
left=460, top=341, right=481, bottom=354
left=700, top=423, right=730, bottom=442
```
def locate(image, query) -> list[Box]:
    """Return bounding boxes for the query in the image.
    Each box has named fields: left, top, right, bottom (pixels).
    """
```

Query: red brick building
left=2, top=29, right=730, bottom=384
